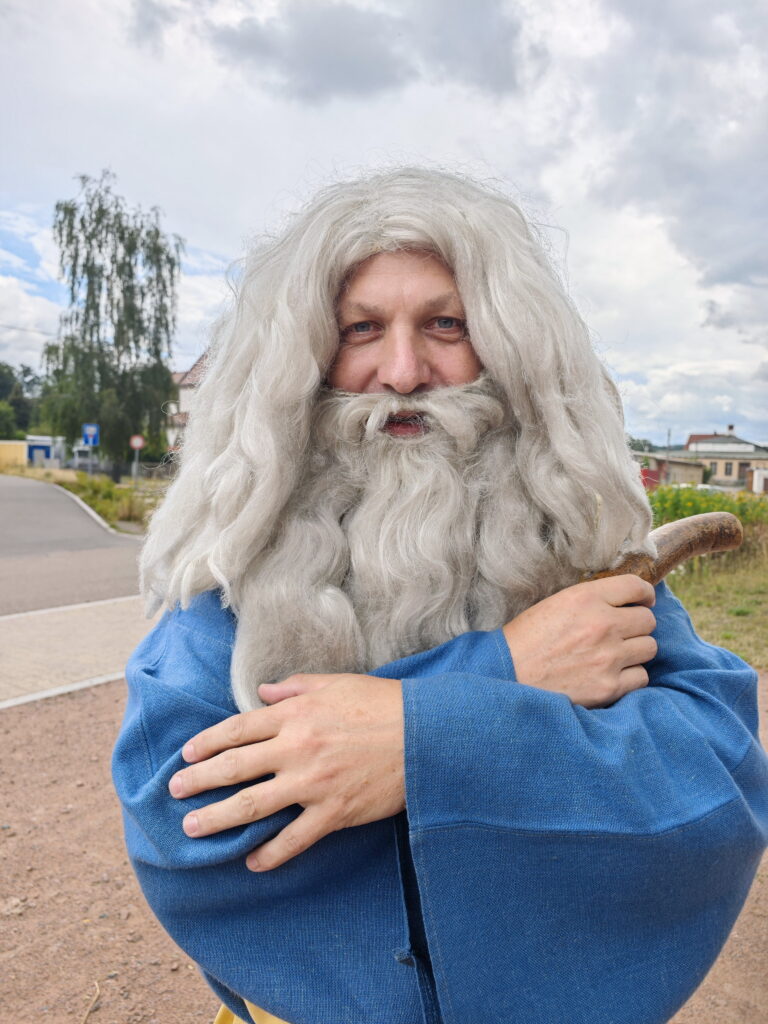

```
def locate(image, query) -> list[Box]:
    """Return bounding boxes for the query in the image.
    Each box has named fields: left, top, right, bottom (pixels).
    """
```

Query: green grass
left=647, top=486, right=768, bottom=667
left=667, top=559, right=768, bottom=670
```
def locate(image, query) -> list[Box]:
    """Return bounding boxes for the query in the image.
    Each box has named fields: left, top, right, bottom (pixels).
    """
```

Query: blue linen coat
left=112, top=582, right=768, bottom=1024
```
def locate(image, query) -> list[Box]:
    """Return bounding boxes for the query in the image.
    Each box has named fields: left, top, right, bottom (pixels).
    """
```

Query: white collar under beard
left=230, top=375, right=576, bottom=711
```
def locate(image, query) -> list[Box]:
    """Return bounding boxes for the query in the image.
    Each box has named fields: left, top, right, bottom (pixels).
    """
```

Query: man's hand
left=502, top=574, right=657, bottom=708
left=168, top=673, right=405, bottom=871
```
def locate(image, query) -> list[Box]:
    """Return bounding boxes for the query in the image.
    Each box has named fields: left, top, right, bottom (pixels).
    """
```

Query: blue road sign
left=82, top=423, right=100, bottom=447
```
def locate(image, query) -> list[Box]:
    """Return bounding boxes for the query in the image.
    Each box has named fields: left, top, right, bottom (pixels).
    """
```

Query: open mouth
left=383, top=412, right=428, bottom=437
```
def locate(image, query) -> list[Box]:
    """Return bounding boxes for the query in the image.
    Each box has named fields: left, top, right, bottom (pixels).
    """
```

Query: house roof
left=631, top=452, right=704, bottom=468
left=685, top=432, right=750, bottom=447
left=174, top=352, right=208, bottom=389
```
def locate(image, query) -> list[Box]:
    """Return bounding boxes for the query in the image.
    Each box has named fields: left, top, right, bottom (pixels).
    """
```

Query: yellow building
left=0, top=440, right=27, bottom=469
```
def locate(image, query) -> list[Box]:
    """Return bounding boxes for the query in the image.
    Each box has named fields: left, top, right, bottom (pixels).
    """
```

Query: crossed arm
left=168, top=574, right=657, bottom=871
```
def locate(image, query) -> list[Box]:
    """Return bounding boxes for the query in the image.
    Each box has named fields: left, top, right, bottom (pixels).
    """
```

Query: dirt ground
left=1, top=677, right=767, bottom=1024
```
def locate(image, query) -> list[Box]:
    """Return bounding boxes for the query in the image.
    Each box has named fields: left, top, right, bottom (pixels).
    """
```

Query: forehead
left=338, top=250, right=462, bottom=310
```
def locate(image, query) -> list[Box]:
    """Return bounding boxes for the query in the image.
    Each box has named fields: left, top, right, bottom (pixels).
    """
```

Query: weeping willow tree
left=43, top=171, right=184, bottom=464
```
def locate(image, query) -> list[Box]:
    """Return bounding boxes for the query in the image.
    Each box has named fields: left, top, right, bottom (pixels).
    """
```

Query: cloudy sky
left=1, top=0, right=766, bottom=444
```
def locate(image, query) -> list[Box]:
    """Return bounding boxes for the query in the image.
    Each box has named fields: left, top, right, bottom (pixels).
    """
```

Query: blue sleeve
left=400, top=582, right=768, bottom=1024
left=112, top=591, right=513, bottom=870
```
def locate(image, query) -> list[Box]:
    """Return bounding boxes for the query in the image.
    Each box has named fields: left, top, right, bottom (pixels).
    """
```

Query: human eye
left=340, top=320, right=379, bottom=342
left=426, top=316, right=466, bottom=337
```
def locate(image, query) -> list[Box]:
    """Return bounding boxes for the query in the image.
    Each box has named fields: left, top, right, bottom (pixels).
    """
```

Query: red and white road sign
left=129, top=434, right=146, bottom=450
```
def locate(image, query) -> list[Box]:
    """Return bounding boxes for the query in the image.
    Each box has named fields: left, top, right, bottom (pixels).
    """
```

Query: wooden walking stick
left=583, top=511, right=744, bottom=585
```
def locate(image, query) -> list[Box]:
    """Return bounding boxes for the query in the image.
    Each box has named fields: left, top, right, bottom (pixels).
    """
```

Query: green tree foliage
left=0, top=363, right=40, bottom=434
left=0, top=399, right=17, bottom=439
left=0, top=362, right=17, bottom=402
left=627, top=435, right=657, bottom=452
left=13, top=364, right=42, bottom=432
left=8, top=384, right=30, bottom=432
left=42, top=171, right=184, bottom=463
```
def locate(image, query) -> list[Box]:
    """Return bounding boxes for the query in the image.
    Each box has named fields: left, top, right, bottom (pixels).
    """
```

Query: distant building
left=667, top=425, right=768, bottom=487
left=0, top=440, right=27, bottom=469
left=26, top=434, right=66, bottom=466
left=167, top=353, right=208, bottom=450
left=745, top=467, right=768, bottom=494
left=631, top=452, right=704, bottom=489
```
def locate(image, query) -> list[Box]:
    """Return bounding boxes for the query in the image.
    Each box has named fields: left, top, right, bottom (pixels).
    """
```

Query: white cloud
left=206, top=2, right=414, bottom=101
left=0, top=249, right=27, bottom=272
left=0, top=0, right=766, bottom=443
left=175, top=268, right=231, bottom=370
left=0, top=277, right=61, bottom=368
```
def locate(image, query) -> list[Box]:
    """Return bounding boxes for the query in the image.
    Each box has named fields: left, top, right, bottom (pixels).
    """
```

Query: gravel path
left=1, top=676, right=766, bottom=1024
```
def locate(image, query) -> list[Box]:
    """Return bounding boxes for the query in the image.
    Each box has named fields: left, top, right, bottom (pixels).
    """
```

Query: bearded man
left=113, top=169, right=768, bottom=1024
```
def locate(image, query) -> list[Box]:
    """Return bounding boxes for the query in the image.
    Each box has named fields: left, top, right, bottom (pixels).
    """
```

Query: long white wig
left=142, top=167, right=653, bottom=707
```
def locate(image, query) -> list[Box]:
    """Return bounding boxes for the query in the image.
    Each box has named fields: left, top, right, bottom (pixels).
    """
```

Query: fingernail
left=182, top=742, right=196, bottom=761
left=246, top=855, right=261, bottom=872
left=169, top=775, right=183, bottom=798
left=183, top=813, right=199, bottom=836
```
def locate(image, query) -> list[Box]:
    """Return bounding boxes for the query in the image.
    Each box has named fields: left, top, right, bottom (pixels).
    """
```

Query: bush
left=649, top=486, right=768, bottom=573
left=648, top=485, right=768, bottom=527
left=61, top=472, right=148, bottom=527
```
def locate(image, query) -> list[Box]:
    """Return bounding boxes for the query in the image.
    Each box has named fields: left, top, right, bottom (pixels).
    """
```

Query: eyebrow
left=339, top=293, right=465, bottom=320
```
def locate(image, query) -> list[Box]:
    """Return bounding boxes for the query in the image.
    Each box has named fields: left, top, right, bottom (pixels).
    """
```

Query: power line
left=0, top=322, right=57, bottom=336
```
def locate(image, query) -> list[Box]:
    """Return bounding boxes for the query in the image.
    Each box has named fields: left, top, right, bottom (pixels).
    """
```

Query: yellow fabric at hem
left=214, top=999, right=292, bottom=1024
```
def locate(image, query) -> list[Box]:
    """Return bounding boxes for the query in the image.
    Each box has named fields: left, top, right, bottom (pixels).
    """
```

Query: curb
left=0, top=672, right=124, bottom=711
left=56, top=484, right=136, bottom=538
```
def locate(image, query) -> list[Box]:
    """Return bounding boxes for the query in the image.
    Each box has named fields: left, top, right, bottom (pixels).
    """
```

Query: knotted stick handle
left=583, top=511, right=744, bottom=586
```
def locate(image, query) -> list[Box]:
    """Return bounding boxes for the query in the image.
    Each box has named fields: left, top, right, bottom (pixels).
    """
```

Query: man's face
left=329, top=251, right=483, bottom=435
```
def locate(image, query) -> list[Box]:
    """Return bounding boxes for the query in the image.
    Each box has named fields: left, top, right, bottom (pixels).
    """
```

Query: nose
left=375, top=325, right=432, bottom=394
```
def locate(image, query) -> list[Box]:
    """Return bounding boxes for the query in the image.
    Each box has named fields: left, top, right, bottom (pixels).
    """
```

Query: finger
left=246, top=805, right=333, bottom=872
left=170, top=739, right=277, bottom=798
left=616, top=664, right=650, bottom=696
left=182, top=707, right=279, bottom=763
left=181, top=779, right=291, bottom=838
left=619, top=635, right=658, bottom=669
left=594, top=574, right=656, bottom=609
left=258, top=673, right=337, bottom=704
left=616, top=605, right=657, bottom=640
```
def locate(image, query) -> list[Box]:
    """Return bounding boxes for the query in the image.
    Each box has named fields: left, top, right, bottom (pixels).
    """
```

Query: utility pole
left=665, top=427, right=671, bottom=483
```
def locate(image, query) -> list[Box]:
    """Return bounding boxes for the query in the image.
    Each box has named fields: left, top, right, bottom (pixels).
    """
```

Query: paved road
left=0, top=474, right=141, bottom=614
left=0, top=475, right=160, bottom=704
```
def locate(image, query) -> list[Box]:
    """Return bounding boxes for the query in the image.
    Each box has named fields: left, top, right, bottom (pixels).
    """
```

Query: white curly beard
left=229, top=375, right=583, bottom=711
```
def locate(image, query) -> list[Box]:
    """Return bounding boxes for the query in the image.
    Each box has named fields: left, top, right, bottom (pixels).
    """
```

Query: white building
left=167, top=353, right=207, bottom=450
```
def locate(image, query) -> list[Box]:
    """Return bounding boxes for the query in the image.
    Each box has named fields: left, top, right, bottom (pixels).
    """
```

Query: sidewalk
left=0, top=596, right=161, bottom=707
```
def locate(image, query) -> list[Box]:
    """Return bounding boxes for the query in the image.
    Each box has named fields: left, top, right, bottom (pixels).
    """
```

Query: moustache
left=312, top=374, right=508, bottom=456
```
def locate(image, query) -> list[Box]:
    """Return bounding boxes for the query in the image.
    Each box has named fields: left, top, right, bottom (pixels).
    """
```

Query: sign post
left=129, top=434, right=146, bottom=485
left=82, top=423, right=99, bottom=476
